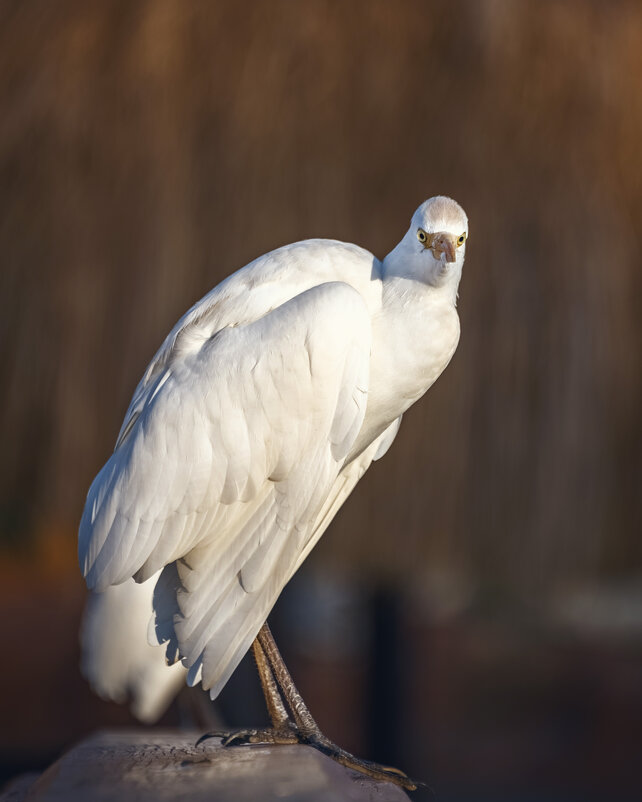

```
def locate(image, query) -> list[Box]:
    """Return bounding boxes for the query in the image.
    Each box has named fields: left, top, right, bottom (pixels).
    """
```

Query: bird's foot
left=196, top=723, right=300, bottom=747
left=197, top=725, right=422, bottom=791
left=300, top=731, right=421, bottom=791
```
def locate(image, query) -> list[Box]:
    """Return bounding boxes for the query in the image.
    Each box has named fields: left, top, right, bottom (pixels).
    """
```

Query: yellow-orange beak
left=429, top=232, right=457, bottom=263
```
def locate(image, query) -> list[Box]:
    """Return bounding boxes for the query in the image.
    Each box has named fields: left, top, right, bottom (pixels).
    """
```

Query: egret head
left=385, top=196, right=468, bottom=288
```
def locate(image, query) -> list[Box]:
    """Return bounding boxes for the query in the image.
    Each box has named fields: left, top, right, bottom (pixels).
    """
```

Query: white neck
left=349, top=249, right=462, bottom=457
left=382, top=237, right=463, bottom=306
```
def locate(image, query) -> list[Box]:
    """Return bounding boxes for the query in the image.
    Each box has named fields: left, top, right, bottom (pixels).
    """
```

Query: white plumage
left=79, top=196, right=468, bottom=702
left=80, top=574, right=186, bottom=721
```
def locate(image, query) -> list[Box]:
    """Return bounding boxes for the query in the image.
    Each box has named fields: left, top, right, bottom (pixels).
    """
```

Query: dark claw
left=302, top=733, right=426, bottom=792
left=195, top=731, right=226, bottom=747
left=222, top=731, right=250, bottom=746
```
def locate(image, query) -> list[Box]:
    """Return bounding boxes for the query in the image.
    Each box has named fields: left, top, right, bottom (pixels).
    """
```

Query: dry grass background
left=2, top=0, right=640, bottom=591
left=0, top=0, right=641, bottom=794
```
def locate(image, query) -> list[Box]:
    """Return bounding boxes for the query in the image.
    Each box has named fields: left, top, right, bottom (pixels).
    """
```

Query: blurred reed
left=0, top=0, right=640, bottom=598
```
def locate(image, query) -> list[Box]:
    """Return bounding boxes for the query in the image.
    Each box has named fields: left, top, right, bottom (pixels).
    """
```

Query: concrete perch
left=4, top=730, right=410, bottom=801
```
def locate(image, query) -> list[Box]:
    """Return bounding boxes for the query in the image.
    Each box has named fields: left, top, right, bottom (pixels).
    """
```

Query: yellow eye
left=417, top=229, right=427, bottom=244
left=457, top=233, right=467, bottom=247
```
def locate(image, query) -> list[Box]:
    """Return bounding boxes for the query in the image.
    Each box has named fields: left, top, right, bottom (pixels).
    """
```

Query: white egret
left=79, top=196, right=468, bottom=789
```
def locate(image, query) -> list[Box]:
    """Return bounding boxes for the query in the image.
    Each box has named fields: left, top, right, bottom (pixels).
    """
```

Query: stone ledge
left=4, top=730, right=409, bottom=801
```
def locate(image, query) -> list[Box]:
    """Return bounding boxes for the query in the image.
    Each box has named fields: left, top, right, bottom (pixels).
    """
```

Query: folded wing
left=79, top=280, right=372, bottom=698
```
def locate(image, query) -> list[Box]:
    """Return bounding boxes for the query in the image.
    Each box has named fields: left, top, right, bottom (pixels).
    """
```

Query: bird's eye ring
left=457, top=233, right=467, bottom=247
left=417, top=229, right=427, bottom=244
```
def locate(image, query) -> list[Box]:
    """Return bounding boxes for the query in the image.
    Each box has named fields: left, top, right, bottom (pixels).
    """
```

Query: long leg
left=251, top=637, right=290, bottom=730
left=196, top=637, right=300, bottom=746
left=256, top=624, right=320, bottom=732
left=198, top=625, right=319, bottom=741
left=198, top=623, right=422, bottom=790
left=255, top=623, right=421, bottom=790
left=197, top=622, right=422, bottom=790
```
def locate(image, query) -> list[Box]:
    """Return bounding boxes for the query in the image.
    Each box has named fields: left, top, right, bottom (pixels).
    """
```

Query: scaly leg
left=251, top=636, right=292, bottom=730
left=198, top=623, right=422, bottom=791
left=196, top=638, right=299, bottom=745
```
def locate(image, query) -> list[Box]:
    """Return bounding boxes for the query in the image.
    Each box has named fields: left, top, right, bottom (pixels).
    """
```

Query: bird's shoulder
left=181, top=238, right=381, bottom=337
left=115, top=239, right=381, bottom=448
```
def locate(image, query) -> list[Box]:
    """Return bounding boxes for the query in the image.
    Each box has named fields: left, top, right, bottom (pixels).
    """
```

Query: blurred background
left=1, top=1, right=641, bottom=799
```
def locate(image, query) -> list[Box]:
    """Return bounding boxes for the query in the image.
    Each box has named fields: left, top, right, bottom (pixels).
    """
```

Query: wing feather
left=80, top=280, right=374, bottom=698
left=80, top=574, right=185, bottom=723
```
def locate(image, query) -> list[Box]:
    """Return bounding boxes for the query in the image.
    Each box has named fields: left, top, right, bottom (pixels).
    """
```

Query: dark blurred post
left=366, top=585, right=403, bottom=768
